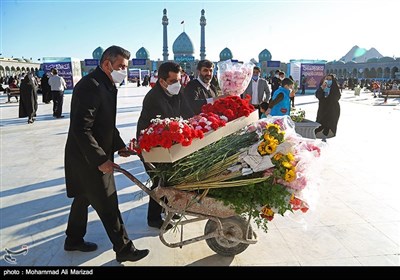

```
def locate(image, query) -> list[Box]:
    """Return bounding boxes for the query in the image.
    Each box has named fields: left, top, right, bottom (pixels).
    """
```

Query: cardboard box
left=142, top=110, right=258, bottom=163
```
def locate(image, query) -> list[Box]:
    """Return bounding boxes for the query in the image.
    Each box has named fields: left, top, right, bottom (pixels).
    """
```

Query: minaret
left=200, top=9, right=206, bottom=60
left=162, top=9, right=169, bottom=61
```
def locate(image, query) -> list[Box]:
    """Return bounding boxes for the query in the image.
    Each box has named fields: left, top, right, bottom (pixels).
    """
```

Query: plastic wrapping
left=217, top=60, right=254, bottom=96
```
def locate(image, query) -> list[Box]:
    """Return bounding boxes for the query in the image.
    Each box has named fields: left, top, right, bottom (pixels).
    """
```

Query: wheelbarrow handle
left=114, top=166, right=153, bottom=196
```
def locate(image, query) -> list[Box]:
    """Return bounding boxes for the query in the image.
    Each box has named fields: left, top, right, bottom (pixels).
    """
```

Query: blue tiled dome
left=136, top=47, right=150, bottom=59
left=258, top=49, right=272, bottom=62
left=173, top=32, right=194, bottom=55
left=333, top=60, right=345, bottom=64
left=219, top=47, right=232, bottom=61
left=367, top=57, right=379, bottom=63
left=378, top=56, right=395, bottom=62
left=92, top=47, right=104, bottom=60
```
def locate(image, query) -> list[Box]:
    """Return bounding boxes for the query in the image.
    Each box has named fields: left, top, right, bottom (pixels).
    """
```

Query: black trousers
left=65, top=192, right=132, bottom=253
left=144, top=164, right=163, bottom=221
left=51, top=90, right=64, bottom=117
left=42, top=90, right=52, bottom=103
left=252, top=105, right=262, bottom=119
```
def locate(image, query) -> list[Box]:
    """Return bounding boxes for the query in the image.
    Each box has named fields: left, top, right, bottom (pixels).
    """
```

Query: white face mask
left=109, top=63, right=127, bottom=84
left=166, top=81, right=181, bottom=95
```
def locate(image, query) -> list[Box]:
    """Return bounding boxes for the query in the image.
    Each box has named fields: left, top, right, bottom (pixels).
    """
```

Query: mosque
left=85, top=9, right=280, bottom=78
left=1, top=9, right=398, bottom=82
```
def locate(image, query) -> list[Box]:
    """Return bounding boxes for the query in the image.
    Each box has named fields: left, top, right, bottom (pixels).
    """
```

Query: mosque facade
left=325, top=57, right=400, bottom=80
left=0, top=58, right=40, bottom=78
left=1, top=9, right=399, bottom=82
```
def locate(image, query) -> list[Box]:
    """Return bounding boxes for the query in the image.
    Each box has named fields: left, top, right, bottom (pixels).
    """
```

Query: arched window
left=377, top=67, right=383, bottom=78
left=391, top=67, right=399, bottom=79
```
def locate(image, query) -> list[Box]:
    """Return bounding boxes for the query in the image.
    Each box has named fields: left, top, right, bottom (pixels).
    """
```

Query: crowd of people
left=6, top=45, right=399, bottom=264
left=1, top=68, right=68, bottom=124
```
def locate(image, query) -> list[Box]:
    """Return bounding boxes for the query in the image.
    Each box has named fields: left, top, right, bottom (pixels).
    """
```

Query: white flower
left=220, top=115, right=228, bottom=122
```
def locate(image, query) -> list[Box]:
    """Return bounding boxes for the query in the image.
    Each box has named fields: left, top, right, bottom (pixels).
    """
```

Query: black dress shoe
left=56, top=115, right=65, bottom=118
left=64, top=241, right=98, bottom=252
left=116, top=247, right=149, bottom=263
left=172, top=214, right=181, bottom=220
left=148, top=219, right=173, bottom=230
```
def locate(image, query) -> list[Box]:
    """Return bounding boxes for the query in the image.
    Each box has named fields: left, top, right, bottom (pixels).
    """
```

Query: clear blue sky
left=1, top=0, right=399, bottom=63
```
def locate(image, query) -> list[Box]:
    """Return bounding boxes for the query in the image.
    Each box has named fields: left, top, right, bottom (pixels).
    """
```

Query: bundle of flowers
left=202, top=95, right=255, bottom=121
left=187, top=112, right=227, bottom=133
left=290, top=108, right=306, bottom=122
left=150, top=115, right=323, bottom=232
left=217, top=60, right=254, bottom=96
left=257, top=123, right=285, bottom=156
left=133, top=116, right=204, bottom=153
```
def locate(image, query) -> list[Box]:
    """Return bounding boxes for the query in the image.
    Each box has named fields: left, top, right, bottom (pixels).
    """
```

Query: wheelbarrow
left=115, top=167, right=258, bottom=256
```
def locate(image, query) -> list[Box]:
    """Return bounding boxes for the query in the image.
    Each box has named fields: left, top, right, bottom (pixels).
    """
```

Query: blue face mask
left=326, top=80, right=333, bottom=87
left=324, top=86, right=330, bottom=97
left=252, top=75, right=259, bottom=81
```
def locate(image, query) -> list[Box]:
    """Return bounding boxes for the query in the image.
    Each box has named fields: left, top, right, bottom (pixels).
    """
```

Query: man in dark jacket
left=64, top=45, right=149, bottom=263
left=184, top=59, right=222, bottom=115
left=136, top=62, right=194, bottom=229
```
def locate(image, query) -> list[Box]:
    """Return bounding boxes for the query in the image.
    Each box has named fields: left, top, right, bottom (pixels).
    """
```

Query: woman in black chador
left=19, top=73, right=38, bottom=124
left=315, top=74, right=341, bottom=138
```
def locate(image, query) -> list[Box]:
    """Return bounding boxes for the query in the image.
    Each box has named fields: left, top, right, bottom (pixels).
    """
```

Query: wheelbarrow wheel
left=204, top=216, right=252, bottom=256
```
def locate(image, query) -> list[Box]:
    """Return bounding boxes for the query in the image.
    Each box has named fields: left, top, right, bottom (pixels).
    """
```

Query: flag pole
left=181, top=20, right=185, bottom=32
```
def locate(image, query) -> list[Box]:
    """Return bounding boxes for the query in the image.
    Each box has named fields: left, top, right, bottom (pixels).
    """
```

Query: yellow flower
left=273, top=153, right=283, bottom=161
left=284, top=169, right=296, bottom=182
left=287, top=152, right=295, bottom=162
left=258, top=141, right=268, bottom=156
left=267, top=123, right=281, bottom=132
left=282, top=161, right=292, bottom=169
left=261, top=206, right=274, bottom=216
left=264, top=134, right=279, bottom=145
left=265, top=143, right=276, bottom=154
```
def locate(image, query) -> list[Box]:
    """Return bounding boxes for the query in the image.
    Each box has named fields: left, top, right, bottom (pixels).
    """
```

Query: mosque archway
left=369, top=68, right=377, bottom=78
left=377, top=67, right=383, bottom=78
left=352, top=68, right=358, bottom=78
left=384, top=67, right=390, bottom=79
left=363, top=68, right=369, bottom=79
left=391, top=67, right=398, bottom=79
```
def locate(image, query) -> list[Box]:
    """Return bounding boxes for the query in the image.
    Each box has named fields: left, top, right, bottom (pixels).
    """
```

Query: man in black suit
left=64, top=45, right=149, bottom=263
left=136, top=62, right=194, bottom=229
left=184, top=59, right=222, bottom=115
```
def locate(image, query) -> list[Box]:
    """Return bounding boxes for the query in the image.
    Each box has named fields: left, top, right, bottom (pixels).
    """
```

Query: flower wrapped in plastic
left=148, top=113, right=325, bottom=232
left=290, top=108, right=306, bottom=122
left=217, top=60, right=254, bottom=96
